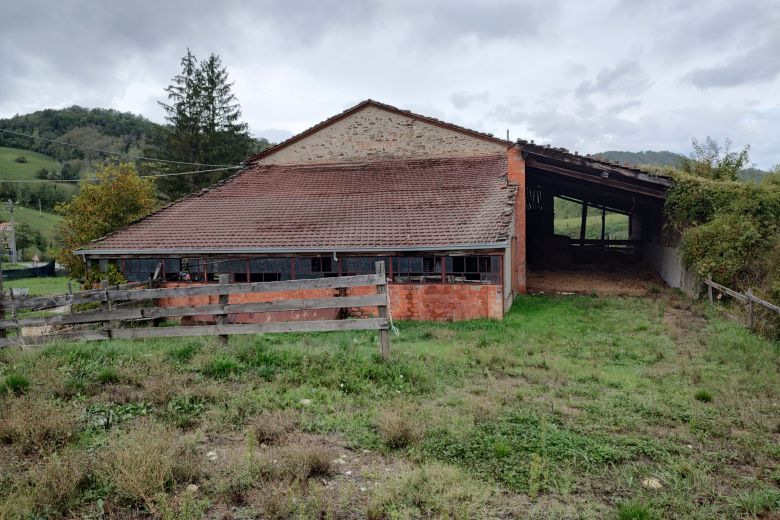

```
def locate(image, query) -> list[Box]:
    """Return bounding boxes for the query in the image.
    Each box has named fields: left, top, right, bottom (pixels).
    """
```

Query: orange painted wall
left=157, top=282, right=504, bottom=323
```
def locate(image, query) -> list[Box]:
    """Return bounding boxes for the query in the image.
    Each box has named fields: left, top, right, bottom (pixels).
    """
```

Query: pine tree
left=153, top=50, right=253, bottom=198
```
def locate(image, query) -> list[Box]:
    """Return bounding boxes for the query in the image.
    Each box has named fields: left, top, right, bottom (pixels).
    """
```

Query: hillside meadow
left=0, top=293, right=779, bottom=519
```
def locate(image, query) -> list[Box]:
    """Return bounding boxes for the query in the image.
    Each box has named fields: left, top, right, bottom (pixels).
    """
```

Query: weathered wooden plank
left=0, top=294, right=388, bottom=329
left=704, top=279, right=748, bottom=304
left=1, top=274, right=385, bottom=310
left=746, top=291, right=780, bottom=315
left=106, top=274, right=385, bottom=302
left=0, top=329, right=110, bottom=348
left=111, top=318, right=387, bottom=340
left=375, top=261, right=390, bottom=359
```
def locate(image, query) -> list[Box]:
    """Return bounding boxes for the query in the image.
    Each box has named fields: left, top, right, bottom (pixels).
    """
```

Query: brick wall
left=507, top=146, right=527, bottom=294
left=257, top=105, right=506, bottom=164
left=158, top=282, right=504, bottom=323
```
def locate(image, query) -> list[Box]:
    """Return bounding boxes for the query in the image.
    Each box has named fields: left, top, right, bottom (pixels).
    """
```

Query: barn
left=76, top=100, right=684, bottom=321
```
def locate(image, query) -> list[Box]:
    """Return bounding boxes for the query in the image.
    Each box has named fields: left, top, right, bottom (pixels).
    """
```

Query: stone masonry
left=257, top=105, right=506, bottom=164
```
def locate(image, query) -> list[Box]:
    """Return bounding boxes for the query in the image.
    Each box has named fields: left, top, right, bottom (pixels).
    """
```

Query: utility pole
left=6, top=200, right=16, bottom=264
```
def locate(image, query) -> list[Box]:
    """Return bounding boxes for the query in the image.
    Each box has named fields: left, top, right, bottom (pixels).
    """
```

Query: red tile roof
left=79, top=154, right=516, bottom=254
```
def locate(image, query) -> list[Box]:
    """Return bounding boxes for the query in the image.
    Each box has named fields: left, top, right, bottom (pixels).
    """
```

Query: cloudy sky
left=2, top=0, right=779, bottom=168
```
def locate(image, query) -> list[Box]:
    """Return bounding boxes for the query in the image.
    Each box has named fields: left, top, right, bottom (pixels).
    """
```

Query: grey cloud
left=575, top=61, right=652, bottom=98
left=450, top=91, right=490, bottom=109
left=686, top=35, right=780, bottom=88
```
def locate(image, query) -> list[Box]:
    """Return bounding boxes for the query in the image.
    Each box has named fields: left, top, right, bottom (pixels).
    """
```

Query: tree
left=15, top=222, right=45, bottom=253
left=762, top=164, right=780, bottom=188
left=153, top=50, right=252, bottom=198
left=680, top=137, right=750, bottom=181
left=55, top=163, right=156, bottom=279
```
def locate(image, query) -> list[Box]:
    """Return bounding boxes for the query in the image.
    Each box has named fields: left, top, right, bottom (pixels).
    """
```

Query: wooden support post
left=579, top=202, right=588, bottom=243
left=601, top=207, right=606, bottom=242
left=707, top=277, right=713, bottom=304
left=746, top=288, right=754, bottom=330
left=217, top=274, right=229, bottom=344
left=375, top=261, right=390, bottom=360
left=101, top=279, right=112, bottom=338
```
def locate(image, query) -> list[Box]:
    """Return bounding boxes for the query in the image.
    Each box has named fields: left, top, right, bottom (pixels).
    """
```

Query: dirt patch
left=527, top=267, right=664, bottom=297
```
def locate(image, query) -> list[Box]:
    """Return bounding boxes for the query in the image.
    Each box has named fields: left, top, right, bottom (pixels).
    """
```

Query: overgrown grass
left=0, top=293, right=778, bottom=518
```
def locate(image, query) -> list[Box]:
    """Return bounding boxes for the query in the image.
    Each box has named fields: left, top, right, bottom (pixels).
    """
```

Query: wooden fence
left=704, top=278, right=780, bottom=331
left=0, top=261, right=391, bottom=358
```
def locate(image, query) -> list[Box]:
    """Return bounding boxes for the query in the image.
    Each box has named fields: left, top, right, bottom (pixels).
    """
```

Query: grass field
left=3, top=276, right=69, bottom=296
left=0, top=146, right=60, bottom=181
left=3, top=204, right=63, bottom=249
left=1, top=293, right=779, bottom=519
left=553, top=197, right=630, bottom=240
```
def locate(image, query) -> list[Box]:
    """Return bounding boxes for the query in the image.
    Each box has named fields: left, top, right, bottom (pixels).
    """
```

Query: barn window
left=445, top=256, right=500, bottom=283
left=295, top=257, right=339, bottom=279
left=249, top=258, right=292, bottom=282
left=391, top=256, right=441, bottom=283
left=122, top=258, right=163, bottom=282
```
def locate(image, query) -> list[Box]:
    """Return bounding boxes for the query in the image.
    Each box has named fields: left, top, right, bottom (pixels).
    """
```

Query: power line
left=0, top=128, right=243, bottom=168
left=0, top=165, right=243, bottom=183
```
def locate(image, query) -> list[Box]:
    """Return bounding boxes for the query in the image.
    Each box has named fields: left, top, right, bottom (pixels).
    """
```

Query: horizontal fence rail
left=0, top=263, right=391, bottom=357
left=704, top=278, right=780, bottom=331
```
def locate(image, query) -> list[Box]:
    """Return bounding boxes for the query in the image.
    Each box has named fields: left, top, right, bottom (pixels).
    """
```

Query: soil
left=527, top=266, right=665, bottom=296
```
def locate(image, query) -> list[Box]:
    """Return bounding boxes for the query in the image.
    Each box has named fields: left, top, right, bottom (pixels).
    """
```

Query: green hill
left=597, top=150, right=684, bottom=168
left=0, top=146, right=60, bottom=180
left=9, top=205, right=62, bottom=248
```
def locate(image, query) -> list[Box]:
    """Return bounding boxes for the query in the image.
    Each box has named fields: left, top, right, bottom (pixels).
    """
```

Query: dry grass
left=0, top=396, right=80, bottom=453
left=273, top=442, right=335, bottom=481
left=251, top=409, right=299, bottom=445
left=376, top=407, right=425, bottom=449
left=97, top=420, right=200, bottom=514
left=368, top=462, right=498, bottom=519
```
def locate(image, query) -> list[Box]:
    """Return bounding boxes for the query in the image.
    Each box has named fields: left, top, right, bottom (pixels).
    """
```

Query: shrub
left=376, top=407, right=424, bottom=449
left=251, top=410, right=298, bottom=445
left=14, top=155, right=27, bottom=163
left=733, top=488, right=780, bottom=516
left=694, top=389, right=713, bottom=403
left=617, top=500, right=660, bottom=520
left=30, top=449, right=91, bottom=514
left=96, top=367, right=120, bottom=385
left=2, top=373, right=30, bottom=395
left=0, top=396, right=80, bottom=452
left=97, top=421, right=181, bottom=512
left=274, top=444, right=334, bottom=481
left=368, top=463, right=493, bottom=519
left=201, top=355, right=242, bottom=379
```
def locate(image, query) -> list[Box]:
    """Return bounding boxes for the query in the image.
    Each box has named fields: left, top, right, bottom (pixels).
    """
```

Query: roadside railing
left=0, top=261, right=391, bottom=358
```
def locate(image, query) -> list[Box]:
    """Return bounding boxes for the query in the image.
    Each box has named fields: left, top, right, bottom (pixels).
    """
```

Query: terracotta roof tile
left=82, top=154, right=515, bottom=253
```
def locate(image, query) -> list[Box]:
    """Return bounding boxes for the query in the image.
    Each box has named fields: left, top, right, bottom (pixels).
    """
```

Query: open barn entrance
left=518, top=143, right=671, bottom=295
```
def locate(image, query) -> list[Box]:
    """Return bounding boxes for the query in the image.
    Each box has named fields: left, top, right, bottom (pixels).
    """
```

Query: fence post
left=707, top=278, right=713, bottom=304
left=101, top=279, right=112, bottom=338
left=746, top=288, right=754, bottom=331
left=217, top=274, right=229, bottom=344
left=375, top=261, right=390, bottom=360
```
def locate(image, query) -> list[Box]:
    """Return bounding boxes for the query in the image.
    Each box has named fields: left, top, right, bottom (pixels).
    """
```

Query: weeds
left=251, top=410, right=298, bottom=444
left=376, top=406, right=425, bottom=449
left=1, top=373, right=30, bottom=395
left=0, top=396, right=80, bottom=452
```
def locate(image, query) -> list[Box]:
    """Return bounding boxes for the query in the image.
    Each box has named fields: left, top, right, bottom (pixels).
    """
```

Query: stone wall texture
left=158, top=282, right=504, bottom=323
left=257, top=105, right=506, bottom=164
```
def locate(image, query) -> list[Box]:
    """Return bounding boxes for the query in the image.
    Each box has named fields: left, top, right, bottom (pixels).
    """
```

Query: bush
left=0, top=396, right=80, bottom=453
left=251, top=410, right=298, bottom=445
left=14, top=155, right=27, bottom=163
left=2, top=373, right=30, bottom=395
left=376, top=407, right=424, bottom=449
left=97, top=421, right=197, bottom=513
left=201, top=355, right=242, bottom=379
left=368, top=463, right=493, bottom=519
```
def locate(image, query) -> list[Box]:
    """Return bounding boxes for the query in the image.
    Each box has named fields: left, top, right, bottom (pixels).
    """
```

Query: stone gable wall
left=257, top=105, right=506, bottom=164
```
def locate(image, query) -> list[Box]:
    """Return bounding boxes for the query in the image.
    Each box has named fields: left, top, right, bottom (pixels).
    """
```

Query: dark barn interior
left=518, top=142, right=672, bottom=293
